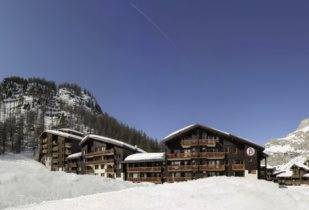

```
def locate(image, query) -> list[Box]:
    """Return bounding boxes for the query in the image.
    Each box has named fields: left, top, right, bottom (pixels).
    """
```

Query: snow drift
left=0, top=153, right=145, bottom=209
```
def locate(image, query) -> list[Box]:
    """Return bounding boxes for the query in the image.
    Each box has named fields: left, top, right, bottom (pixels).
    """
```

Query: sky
left=0, top=0, right=309, bottom=144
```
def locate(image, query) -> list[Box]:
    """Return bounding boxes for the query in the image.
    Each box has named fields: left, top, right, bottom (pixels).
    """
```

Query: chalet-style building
left=79, top=135, right=145, bottom=178
left=66, top=152, right=83, bottom=174
left=277, top=161, right=309, bottom=185
left=123, top=153, right=165, bottom=184
left=38, top=129, right=84, bottom=171
left=162, top=124, right=266, bottom=182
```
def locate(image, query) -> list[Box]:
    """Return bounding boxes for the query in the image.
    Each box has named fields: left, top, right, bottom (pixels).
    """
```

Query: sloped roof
left=162, top=124, right=264, bottom=150
left=277, top=171, right=293, bottom=178
left=58, top=128, right=85, bottom=137
left=124, top=153, right=165, bottom=163
left=291, top=162, right=309, bottom=171
left=80, top=134, right=145, bottom=153
left=67, top=152, right=82, bottom=159
left=40, top=130, right=83, bottom=141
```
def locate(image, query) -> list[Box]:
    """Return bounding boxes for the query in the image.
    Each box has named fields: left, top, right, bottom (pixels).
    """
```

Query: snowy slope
left=265, top=119, right=309, bottom=166
left=0, top=153, right=146, bottom=209
left=7, top=176, right=309, bottom=210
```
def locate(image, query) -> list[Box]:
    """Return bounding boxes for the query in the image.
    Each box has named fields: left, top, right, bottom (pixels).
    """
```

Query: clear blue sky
left=0, top=0, right=309, bottom=144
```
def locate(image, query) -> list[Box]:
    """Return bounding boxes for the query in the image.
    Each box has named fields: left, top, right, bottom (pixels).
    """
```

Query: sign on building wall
left=246, top=147, right=255, bottom=156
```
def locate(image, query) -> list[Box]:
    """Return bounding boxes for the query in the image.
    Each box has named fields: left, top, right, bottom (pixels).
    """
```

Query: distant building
left=276, top=161, right=309, bottom=185
left=38, top=129, right=84, bottom=171
left=123, top=153, right=165, bottom=184
left=79, top=135, right=145, bottom=178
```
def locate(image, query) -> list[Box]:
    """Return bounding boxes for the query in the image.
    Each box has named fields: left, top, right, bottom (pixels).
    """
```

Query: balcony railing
left=127, top=177, right=162, bottom=183
left=106, top=168, right=114, bottom=173
left=199, top=152, right=225, bottom=159
left=85, top=149, right=115, bottom=157
left=167, top=165, right=198, bottom=172
left=52, top=153, right=58, bottom=158
left=198, top=139, right=217, bottom=147
left=52, top=147, right=58, bottom=152
left=42, top=149, right=47, bottom=154
left=127, top=166, right=161, bottom=173
left=199, top=164, right=225, bottom=171
left=232, top=164, right=245, bottom=171
left=85, top=159, right=114, bottom=165
left=65, top=143, right=71, bottom=148
left=166, top=152, right=199, bottom=160
left=42, top=139, right=48, bottom=143
left=42, top=144, right=48, bottom=149
left=165, top=177, right=192, bottom=182
left=181, top=139, right=199, bottom=147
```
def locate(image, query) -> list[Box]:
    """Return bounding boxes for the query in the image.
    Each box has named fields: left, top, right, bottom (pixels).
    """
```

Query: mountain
left=0, top=76, right=162, bottom=153
left=264, top=119, right=309, bottom=167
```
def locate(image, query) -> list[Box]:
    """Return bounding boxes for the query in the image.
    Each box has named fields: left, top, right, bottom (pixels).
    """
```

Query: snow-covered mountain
left=0, top=76, right=161, bottom=154
left=265, top=119, right=309, bottom=167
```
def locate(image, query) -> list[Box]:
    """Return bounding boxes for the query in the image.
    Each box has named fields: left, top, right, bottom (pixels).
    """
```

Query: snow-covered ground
left=2, top=153, right=309, bottom=210
left=0, top=153, right=146, bottom=209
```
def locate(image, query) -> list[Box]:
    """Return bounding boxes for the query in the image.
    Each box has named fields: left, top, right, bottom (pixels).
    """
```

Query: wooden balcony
left=42, top=144, right=48, bottom=149
left=167, top=165, right=198, bottom=172
left=52, top=153, right=58, bottom=158
left=52, top=147, right=58, bottom=152
left=52, top=159, right=58, bottom=164
left=85, top=159, right=114, bottom=165
left=106, top=168, right=114, bottom=173
left=85, top=149, right=115, bottom=157
left=165, top=177, right=192, bottom=182
left=127, top=177, right=162, bottom=184
left=199, top=152, right=225, bottom=159
left=198, top=139, right=217, bottom=147
left=42, top=149, right=47, bottom=154
left=42, top=139, right=48, bottom=143
left=181, top=139, right=199, bottom=147
left=64, top=143, right=71, bottom=148
left=68, top=162, right=77, bottom=167
left=127, top=166, right=161, bottom=173
left=199, top=164, right=225, bottom=171
left=232, top=164, right=245, bottom=171
left=166, top=152, right=199, bottom=160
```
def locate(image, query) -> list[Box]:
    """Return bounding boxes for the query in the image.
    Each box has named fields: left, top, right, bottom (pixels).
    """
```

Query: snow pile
left=0, top=153, right=146, bottom=209
left=8, top=176, right=309, bottom=210
left=124, top=153, right=165, bottom=162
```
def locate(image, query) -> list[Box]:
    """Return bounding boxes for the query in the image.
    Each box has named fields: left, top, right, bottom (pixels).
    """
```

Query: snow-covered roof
left=260, top=164, right=276, bottom=170
left=80, top=134, right=145, bottom=153
left=292, top=162, right=309, bottom=171
left=276, top=171, right=293, bottom=178
left=163, top=124, right=264, bottom=150
left=40, top=130, right=83, bottom=141
left=58, top=128, right=85, bottom=137
left=67, top=152, right=82, bottom=159
left=124, top=153, right=165, bottom=163
left=303, top=173, right=309, bottom=178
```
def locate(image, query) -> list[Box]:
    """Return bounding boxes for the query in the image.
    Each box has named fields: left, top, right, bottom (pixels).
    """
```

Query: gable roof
left=40, top=130, right=83, bottom=141
left=58, top=128, right=85, bottom=137
left=80, top=134, right=145, bottom=153
left=67, top=152, right=82, bottom=160
left=162, top=124, right=264, bottom=150
left=291, top=163, right=309, bottom=171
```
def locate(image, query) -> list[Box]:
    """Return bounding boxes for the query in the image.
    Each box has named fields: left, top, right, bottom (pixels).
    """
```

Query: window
left=95, top=165, right=99, bottom=169
left=101, top=164, right=104, bottom=169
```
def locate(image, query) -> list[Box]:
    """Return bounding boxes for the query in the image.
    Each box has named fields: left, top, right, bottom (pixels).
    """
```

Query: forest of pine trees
left=0, top=76, right=163, bottom=154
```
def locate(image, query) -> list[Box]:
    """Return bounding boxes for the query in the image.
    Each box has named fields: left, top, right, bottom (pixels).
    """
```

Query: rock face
left=0, top=77, right=162, bottom=154
left=265, top=119, right=309, bottom=167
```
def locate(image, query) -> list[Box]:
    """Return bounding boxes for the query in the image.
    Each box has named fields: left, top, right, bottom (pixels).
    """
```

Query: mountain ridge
left=0, top=76, right=162, bottom=153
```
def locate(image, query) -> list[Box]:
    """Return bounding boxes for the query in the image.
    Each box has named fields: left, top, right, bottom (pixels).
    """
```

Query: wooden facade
left=163, top=124, right=266, bottom=182
left=38, top=129, right=84, bottom=171
left=80, top=135, right=144, bottom=179
left=123, top=153, right=165, bottom=184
